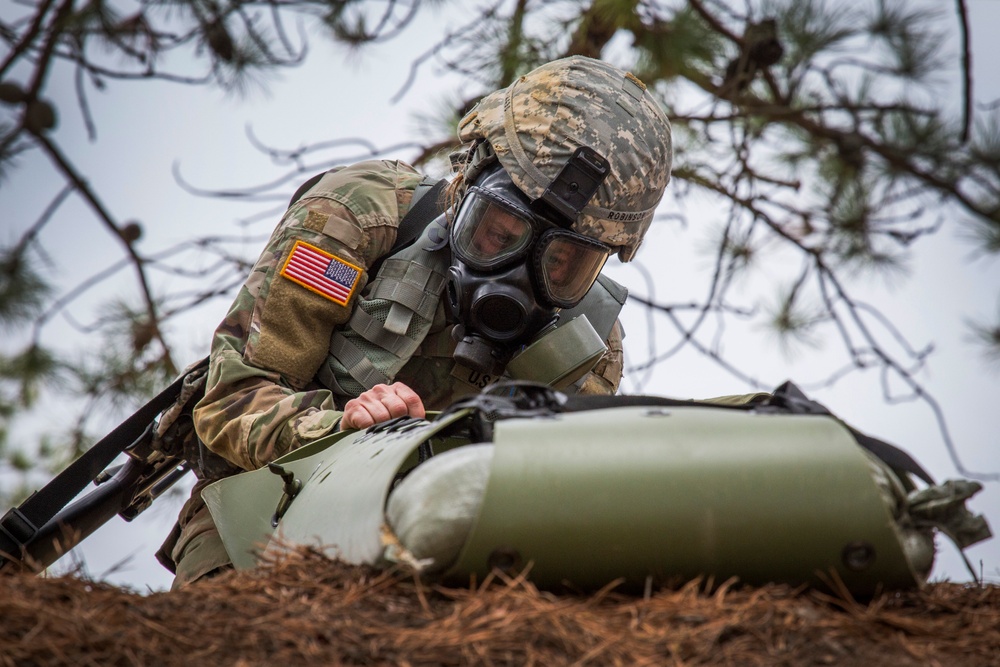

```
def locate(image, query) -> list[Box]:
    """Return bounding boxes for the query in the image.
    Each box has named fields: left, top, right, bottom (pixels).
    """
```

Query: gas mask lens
left=452, top=188, right=533, bottom=269
left=451, top=184, right=612, bottom=310
left=536, top=231, right=610, bottom=307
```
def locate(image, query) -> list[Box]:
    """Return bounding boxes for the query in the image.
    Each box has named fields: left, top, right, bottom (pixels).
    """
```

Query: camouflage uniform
left=161, top=56, right=672, bottom=588
left=159, top=159, right=625, bottom=588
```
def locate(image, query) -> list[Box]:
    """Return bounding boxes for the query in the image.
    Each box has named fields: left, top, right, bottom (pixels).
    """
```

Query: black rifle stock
left=0, top=421, right=191, bottom=573
left=0, top=359, right=207, bottom=573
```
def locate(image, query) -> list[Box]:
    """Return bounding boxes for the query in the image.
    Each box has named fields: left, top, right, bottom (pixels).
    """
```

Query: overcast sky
left=2, top=1, right=998, bottom=592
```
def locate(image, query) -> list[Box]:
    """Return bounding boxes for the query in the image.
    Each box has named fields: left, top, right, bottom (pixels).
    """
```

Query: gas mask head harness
left=447, top=147, right=612, bottom=373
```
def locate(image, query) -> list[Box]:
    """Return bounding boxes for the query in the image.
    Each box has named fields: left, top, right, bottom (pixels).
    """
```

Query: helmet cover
left=457, top=56, right=673, bottom=261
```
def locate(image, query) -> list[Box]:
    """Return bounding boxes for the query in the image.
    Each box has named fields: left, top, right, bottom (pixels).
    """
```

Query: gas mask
left=446, top=162, right=613, bottom=374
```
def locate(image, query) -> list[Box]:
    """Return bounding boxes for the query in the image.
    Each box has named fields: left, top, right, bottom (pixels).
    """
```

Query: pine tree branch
left=499, top=0, right=528, bottom=83
left=955, top=0, right=972, bottom=143
left=73, top=56, right=97, bottom=140
left=678, top=162, right=996, bottom=480
left=12, top=183, right=73, bottom=257
left=816, top=264, right=998, bottom=482
left=29, top=132, right=176, bottom=375
left=628, top=215, right=746, bottom=374
left=564, top=0, right=623, bottom=60
left=0, top=0, right=57, bottom=80
left=658, top=305, right=769, bottom=390
left=687, top=0, right=741, bottom=45
left=31, top=256, right=131, bottom=343
left=682, top=69, right=995, bottom=224
left=25, top=0, right=74, bottom=100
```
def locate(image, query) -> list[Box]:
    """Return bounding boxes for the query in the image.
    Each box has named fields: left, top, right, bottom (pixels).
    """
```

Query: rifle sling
left=0, top=357, right=208, bottom=561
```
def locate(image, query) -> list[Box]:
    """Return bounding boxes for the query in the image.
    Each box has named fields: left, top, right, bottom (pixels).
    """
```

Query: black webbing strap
left=562, top=393, right=758, bottom=412
left=399, top=178, right=448, bottom=249
left=0, top=357, right=208, bottom=560
left=286, top=171, right=448, bottom=280
left=846, top=427, right=935, bottom=485
left=762, top=380, right=935, bottom=485
left=287, top=170, right=328, bottom=208
left=368, top=178, right=448, bottom=278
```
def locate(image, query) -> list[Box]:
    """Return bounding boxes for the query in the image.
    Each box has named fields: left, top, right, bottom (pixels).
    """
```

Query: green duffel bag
left=203, top=383, right=991, bottom=595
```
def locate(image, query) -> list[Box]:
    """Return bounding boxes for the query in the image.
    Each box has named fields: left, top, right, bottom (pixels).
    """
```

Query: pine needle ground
left=3, top=549, right=998, bottom=666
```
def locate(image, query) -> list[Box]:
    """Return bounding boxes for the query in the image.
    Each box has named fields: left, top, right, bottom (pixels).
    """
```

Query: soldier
left=157, top=55, right=674, bottom=589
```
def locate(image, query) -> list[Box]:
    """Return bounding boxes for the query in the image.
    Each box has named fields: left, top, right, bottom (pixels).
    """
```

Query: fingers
left=392, top=382, right=426, bottom=420
left=340, top=382, right=426, bottom=431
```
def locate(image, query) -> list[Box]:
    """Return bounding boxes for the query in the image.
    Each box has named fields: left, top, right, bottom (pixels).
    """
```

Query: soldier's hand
left=340, top=382, right=426, bottom=431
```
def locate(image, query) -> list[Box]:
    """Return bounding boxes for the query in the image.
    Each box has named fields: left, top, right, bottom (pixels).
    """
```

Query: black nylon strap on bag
left=287, top=170, right=328, bottom=208
left=562, top=393, right=759, bottom=412
left=398, top=178, right=448, bottom=249
left=0, top=357, right=208, bottom=561
left=287, top=171, right=448, bottom=280
left=368, top=178, right=448, bottom=278
left=763, top=380, right=935, bottom=485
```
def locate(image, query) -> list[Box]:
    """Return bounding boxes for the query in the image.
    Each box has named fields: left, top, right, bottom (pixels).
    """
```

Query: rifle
left=0, top=357, right=208, bottom=573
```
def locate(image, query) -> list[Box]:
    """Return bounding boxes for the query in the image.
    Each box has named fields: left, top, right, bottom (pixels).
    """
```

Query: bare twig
left=955, top=0, right=972, bottom=143
left=31, top=132, right=176, bottom=375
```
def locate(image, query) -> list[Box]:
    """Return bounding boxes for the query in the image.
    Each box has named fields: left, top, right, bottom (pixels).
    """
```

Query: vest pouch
left=505, top=315, right=607, bottom=389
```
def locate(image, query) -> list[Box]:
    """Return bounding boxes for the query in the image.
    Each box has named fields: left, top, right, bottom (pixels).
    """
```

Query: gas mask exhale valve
left=447, top=262, right=559, bottom=373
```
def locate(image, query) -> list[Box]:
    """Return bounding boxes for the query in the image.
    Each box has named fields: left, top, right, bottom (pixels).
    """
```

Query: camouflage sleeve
left=575, top=319, right=625, bottom=396
left=193, top=160, right=424, bottom=471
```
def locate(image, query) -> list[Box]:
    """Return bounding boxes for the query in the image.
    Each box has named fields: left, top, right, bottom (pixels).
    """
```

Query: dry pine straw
left=2, top=549, right=998, bottom=667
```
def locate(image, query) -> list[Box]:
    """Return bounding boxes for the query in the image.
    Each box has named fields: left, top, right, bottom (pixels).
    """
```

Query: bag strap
left=287, top=170, right=448, bottom=280
left=0, top=356, right=209, bottom=561
left=761, top=380, right=935, bottom=485
left=368, top=176, right=448, bottom=278
left=286, top=170, right=328, bottom=208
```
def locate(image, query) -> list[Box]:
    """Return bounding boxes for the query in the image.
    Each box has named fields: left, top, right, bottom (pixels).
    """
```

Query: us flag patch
left=280, top=241, right=362, bottom=306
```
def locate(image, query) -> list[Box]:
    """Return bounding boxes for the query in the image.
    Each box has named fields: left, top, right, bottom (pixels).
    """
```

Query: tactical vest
left=313, top=180, right=628, bottom=403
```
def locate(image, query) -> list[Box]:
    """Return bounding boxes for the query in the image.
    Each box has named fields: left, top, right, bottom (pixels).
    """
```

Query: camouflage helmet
left=457, top=56, right=673, bottom=262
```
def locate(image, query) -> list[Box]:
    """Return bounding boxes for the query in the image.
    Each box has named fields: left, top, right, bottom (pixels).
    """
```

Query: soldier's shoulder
left=304, top=160, right=423, bottom=219
left=319, top=159, right=422, bottom=192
